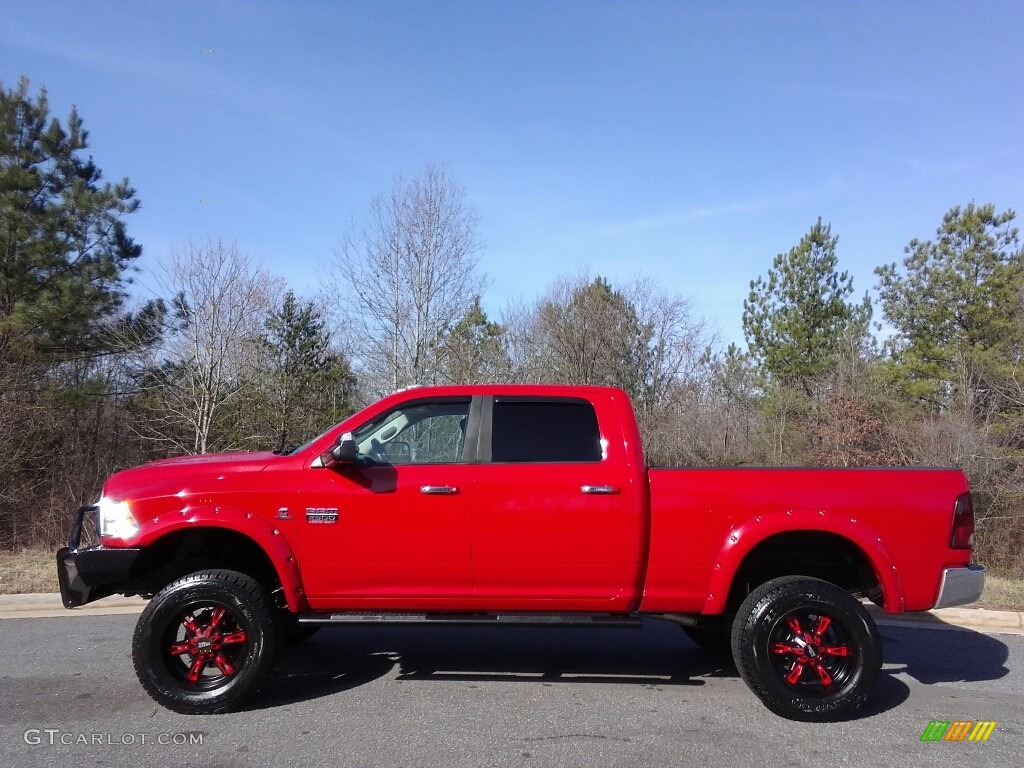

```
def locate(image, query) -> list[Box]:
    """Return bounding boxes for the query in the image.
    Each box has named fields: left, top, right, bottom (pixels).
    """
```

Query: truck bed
left=640, top=467, right=971, bottom=615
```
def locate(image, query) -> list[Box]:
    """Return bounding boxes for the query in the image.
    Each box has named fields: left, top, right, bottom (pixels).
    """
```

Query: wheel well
left=724, top=531, right=882, bottom=614
left=128, top=528, right=283, bottom=603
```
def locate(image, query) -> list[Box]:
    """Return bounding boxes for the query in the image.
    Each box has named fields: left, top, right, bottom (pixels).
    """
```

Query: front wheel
left=731, top=576, right=881, bottom=721
left=132, top=569, right=279, bottom=714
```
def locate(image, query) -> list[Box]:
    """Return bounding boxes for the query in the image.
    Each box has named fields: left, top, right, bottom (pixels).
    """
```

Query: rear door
left=470, top=396, right=643, bottom=610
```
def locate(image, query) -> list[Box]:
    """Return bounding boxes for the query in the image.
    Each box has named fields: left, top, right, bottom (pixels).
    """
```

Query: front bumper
left=56, top=504, right=143, bottom=608
left=933, top=565, right=986, bottom=609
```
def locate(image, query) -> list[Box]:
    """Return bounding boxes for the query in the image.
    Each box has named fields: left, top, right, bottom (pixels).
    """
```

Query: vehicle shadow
left=386, top=620, right=718, bottom=686
left=248, top=618, right=956, bottom=719
left=250, top=650, right=397, bottom=710
left=849, top=673, right=911, bottom=719
left=878, top=622, right=1012, bottom=685
left=849, top=623, right=1013, bottom=720
left=249, top=618, right=728, bottom=711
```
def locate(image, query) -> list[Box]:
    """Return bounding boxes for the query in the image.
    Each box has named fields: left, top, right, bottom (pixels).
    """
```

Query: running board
left=297, top=611, right=643, bottom=628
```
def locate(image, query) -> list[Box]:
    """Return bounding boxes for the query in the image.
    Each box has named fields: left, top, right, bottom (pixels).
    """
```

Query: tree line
left=2, top=77, right=1021, bottom=577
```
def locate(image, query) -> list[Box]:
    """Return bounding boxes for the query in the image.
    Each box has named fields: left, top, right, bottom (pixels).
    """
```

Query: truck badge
left=305, top=508, right=339, bottom=524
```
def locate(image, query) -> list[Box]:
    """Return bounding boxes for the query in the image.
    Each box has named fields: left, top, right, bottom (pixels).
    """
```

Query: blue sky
left=2, top=1, right=1021, bottom=346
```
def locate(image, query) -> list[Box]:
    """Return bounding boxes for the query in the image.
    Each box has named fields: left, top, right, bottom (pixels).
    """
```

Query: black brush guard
left=56, top=505, right=143, bottom=608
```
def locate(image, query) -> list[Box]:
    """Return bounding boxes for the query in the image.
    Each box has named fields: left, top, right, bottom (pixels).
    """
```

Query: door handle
left=581, top=485, right=620, bottom=495
left=420, top=485, right=459, bottom=495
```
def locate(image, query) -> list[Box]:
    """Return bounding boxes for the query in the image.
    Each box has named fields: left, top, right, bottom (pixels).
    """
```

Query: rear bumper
left=933, top=565, right=986, bottom=609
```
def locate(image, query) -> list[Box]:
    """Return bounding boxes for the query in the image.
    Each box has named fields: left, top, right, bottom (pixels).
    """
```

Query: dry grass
left=0, top=547, right=59, bottom=594
left=974, top=573, right=1024, bottom=611
left=1, top=545, right=1022, bottom=610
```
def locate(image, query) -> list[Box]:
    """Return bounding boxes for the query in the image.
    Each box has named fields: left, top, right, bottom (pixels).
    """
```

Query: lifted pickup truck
left=57, top=384, right=984, bottom=720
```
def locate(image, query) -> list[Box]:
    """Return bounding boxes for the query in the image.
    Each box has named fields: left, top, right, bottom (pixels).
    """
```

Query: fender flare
left=136, top=506, right=308, bottom=613
left=703, top=508, right=903, bottom=615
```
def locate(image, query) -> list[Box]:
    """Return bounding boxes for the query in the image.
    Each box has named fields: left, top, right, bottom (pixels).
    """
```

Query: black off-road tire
left=731, top=576, right=881, bottom=722
left=132, top=569, right=279, bottom=714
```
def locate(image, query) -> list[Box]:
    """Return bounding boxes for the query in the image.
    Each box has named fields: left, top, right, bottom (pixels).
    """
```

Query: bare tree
left=625, top=277, right=708, bottom=409
left=680, top=346, right=764, bottom=467
left=500, top=297, right=546, bottom=383
left=143, top=239, right=283, bottom=454
left=506, top=272, right=706, bottom=394
left=505, top=273, right=643, bottom=390
left=624, top=278, right=713, bottom=465
left=503, top=272, right=712, bottom=465
left=327, top=165, right=486, bottom=396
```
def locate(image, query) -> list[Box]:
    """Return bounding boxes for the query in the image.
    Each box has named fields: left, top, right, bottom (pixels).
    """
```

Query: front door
left=297, top=396, right=476, bottom=610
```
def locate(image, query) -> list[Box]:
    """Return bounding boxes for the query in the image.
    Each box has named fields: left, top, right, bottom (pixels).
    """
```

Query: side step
left=297, top=611, right=643, bottom=628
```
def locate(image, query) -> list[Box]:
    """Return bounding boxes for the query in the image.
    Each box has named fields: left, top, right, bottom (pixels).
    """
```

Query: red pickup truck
left=57, top=384, right=984, bottom=721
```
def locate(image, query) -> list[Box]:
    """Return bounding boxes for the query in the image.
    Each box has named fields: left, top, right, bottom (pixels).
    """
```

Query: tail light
left=950, top=493, right=975, bottom=549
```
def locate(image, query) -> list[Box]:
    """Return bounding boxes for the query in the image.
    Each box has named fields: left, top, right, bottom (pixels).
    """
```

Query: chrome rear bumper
left=934, top=565, right=986, bottom=609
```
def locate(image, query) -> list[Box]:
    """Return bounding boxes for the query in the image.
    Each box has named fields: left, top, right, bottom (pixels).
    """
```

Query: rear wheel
left=731, top=576, right=881, bottom=721
left=132, top=569, right=279, bottom=714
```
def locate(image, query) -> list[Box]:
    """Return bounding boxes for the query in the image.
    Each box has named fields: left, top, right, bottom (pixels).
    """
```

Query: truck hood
left=101, top=451, right=278, bottom=501
left=141, top=451, right=279, bottom=470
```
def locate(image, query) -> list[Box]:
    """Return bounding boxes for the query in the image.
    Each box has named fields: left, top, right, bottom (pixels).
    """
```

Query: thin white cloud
left=899, top=155, right=979, bottom=177
left=591, top=194, right=804, bottom=238
left=0, top=24, right=287, bottom=110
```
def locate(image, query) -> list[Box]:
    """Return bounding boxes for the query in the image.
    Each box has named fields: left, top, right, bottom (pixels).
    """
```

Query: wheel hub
left=770, top=612, right=853, bottom=692
left=165, top=605, right=248, bottom=684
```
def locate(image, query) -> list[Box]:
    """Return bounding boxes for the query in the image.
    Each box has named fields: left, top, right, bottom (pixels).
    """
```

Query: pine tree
left=437, top=296, right=508, bottom=383
left=0, top=76, right=152, bottom=362
left=743, top=219, right=870, bottom=393
left=875, top=203, right=1023, bottom=414
left=258, top=291, right=356, bottom=452
left=0, top=77, right=161, bottom=547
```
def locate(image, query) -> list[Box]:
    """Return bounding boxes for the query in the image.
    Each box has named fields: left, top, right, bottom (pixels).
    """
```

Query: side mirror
left=319, top=432, right=358, bottom=467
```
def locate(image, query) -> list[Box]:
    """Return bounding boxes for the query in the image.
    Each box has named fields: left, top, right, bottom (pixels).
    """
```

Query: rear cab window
left=489, top=398, right=604, bottom=463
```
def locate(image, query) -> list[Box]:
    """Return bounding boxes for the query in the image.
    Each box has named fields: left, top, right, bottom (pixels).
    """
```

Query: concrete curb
left=0, top=592, right=147, bottom=619
left=865, top=604, right=1024, bottom=635
left=1, top=593, right=1022, bottom=633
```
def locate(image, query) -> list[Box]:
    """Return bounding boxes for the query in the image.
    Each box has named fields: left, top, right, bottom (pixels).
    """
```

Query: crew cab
left=56, top=385, right=985, bottom=720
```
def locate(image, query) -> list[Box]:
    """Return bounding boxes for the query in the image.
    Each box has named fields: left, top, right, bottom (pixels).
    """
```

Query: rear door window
left=490, top=399, right=603, bottom=463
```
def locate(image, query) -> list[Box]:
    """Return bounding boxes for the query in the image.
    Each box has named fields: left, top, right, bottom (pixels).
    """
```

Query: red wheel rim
left=768, top=610, right=855, bottom=696
left=161, top=602, right=249, bottom=690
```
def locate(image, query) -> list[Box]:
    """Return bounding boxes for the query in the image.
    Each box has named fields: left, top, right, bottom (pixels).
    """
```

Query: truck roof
left=385, top=383, right=629, bottom=399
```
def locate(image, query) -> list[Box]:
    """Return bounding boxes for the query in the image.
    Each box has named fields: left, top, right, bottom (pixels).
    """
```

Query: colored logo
left=920, top=721, right=996, bottom=742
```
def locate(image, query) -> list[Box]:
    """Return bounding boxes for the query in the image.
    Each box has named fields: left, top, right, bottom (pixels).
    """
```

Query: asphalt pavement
left=0, top=609, right=1021, bottom=768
